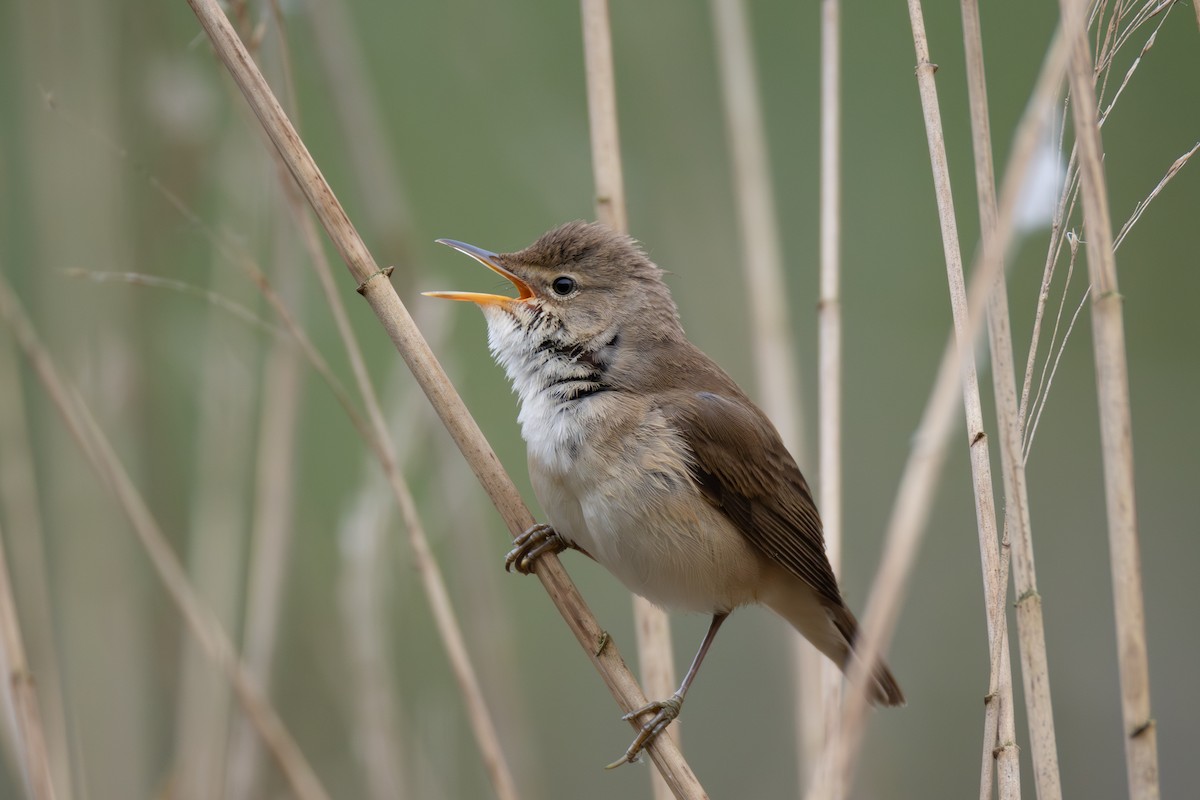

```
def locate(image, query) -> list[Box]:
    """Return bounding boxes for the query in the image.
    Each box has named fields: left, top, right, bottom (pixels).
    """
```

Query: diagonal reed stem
left=184, top=0, right=707, bottom=795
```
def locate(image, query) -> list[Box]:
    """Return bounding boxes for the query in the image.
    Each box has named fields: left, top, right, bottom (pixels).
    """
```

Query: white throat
left=480, top=304, right=617, bottom=473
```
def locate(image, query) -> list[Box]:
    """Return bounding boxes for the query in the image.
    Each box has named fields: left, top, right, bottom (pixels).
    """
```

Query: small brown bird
left=426, top=221, right=903, bottom=766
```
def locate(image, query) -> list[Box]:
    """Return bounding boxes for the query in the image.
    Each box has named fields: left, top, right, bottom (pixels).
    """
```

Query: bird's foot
left=504, top=523, right=567, bottom=574
left=605, top=694, right=684, bottom=769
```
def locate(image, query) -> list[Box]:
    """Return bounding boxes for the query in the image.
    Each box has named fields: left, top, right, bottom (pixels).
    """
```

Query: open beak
left=423, top=239, right=535, bottom=307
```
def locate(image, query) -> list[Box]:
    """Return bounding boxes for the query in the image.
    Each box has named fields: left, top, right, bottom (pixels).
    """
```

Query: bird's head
left=425, top=221, right=684, bottom=362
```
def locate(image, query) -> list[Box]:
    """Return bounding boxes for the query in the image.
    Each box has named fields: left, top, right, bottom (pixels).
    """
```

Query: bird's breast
left=524, top=397, right=765, bottom=614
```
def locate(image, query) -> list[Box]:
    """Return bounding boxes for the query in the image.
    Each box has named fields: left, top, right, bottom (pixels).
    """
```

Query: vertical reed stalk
left=815, top=2, right=845, bottom=797
left=900, top=8, right=1023, bottom=800
left=959, top=3, right=1054, bottom=800
left=1058, top=1, right=1161, bottom=796
left=185, top=1, right=707, bottom=793
left=580, top=6, right=678, bottom=797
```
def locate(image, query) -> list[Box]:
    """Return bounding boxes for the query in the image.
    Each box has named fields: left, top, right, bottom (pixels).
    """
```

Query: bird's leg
left=606, top=612, right=729, bottom=769
left=504, top=523, right=568, bottom=574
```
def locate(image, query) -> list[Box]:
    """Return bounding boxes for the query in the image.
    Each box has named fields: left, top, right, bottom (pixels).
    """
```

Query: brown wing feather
left=661, top=389, right=844, bottom=608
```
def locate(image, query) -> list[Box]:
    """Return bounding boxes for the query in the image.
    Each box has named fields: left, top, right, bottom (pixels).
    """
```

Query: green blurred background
left=0, top=0, right=1197, bottom=798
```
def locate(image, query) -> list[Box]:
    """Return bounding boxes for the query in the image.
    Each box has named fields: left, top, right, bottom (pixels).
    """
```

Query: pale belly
left=527, top=408, right=766, bottom=614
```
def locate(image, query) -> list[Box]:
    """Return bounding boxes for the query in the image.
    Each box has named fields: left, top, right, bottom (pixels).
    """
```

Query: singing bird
left=426, top=221, right=903, bottom=765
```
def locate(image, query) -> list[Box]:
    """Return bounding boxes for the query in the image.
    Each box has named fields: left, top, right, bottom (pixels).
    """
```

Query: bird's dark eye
left=551, top=276, right=576, bottom=296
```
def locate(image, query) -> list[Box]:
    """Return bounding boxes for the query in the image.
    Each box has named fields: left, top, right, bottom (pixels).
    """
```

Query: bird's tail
left=764, top=581, right=905, bottom=707
left=825, top=602, right=906, bottom=707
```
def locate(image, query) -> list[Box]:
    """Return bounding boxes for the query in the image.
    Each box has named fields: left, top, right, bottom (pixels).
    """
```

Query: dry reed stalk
left=184, top=3, right=707, bottom=794
left=0, top=520, right=57, bottom=800
left=580, top=4, right=679, bottom=797
left=0, top=276, right=331, bottom=800
left=806, top=13, right=1075, bottom=799
left=225, top=201, right=307, bottom=800
left=900, top=6, right=1023, bottom=800
left=1058, top=0, right=1161, bottom=796
left=0, top=327, right=72, bottom=800
left=708, top=0, right=821, bottom=786
left=958, top=3, right=1048, bottom=800
left=814, top=2, right=845, bottom=797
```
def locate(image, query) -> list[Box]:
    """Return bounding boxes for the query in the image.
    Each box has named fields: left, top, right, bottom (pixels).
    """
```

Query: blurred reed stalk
left=903, top=2, right=1028, bottom=799
left=0, top=320, right=71, bottom=798
left=184, top=1, right=707, bottom=794
left=579, top=4, right=678, bottom=798
left=0, top=277, right=332, bottom=800
left=805, top=7, right=1076, bottom=796
left=707, top=0, right=821, bottom=790
left=18, top=0, right=151, bottom=793
left=224, top=186, right=307, bottom=800
left=309, top=0, right=536, bottom=779
left=0, top=517, right=57, bottom=800
left=1058, top=0, right=1161, bottom=795
left=814, top=1, right=845, bottom=797
left=171, top=129, right=262, bottom=800
left=337, top=438, right=410, bottom=800
left=288, top=163, right=520, bottom=800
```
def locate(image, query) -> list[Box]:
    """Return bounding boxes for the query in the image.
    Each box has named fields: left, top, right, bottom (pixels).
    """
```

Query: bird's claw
left=605, top=694, right=684, bottom=769
left=504, top=523, right=567, bottom=574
